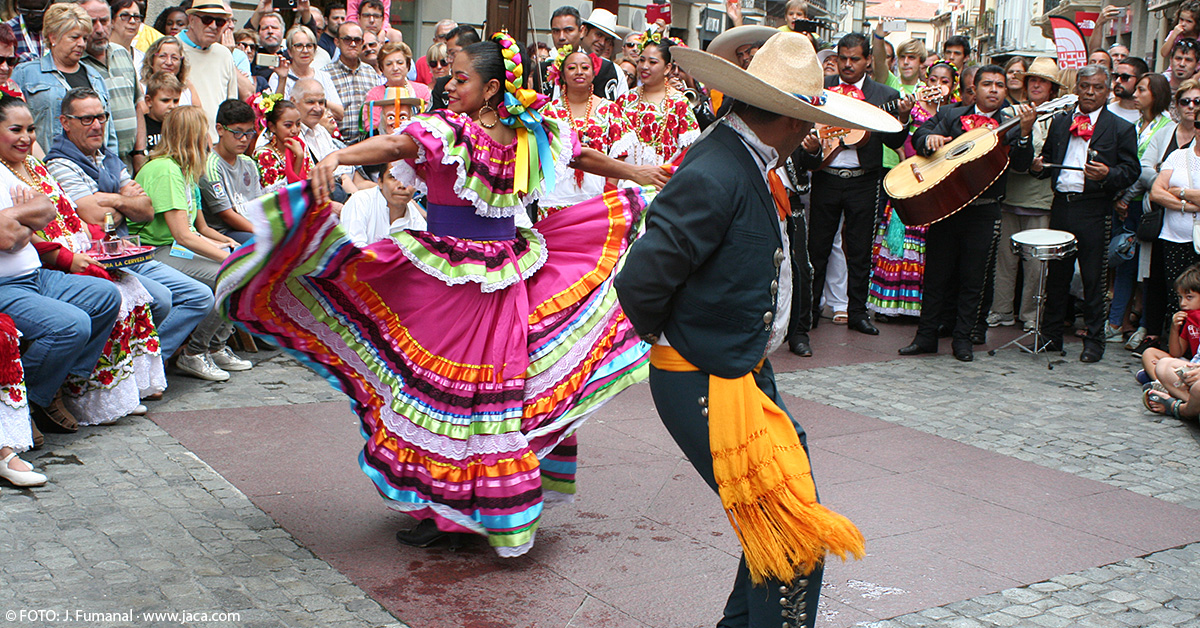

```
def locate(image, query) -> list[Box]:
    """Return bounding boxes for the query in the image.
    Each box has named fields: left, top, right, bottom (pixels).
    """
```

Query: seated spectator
left=252, top=97, right=312, bottom=195
left=1144, top=264, right=1200, bottom=420
left=0, top=101, right=121, bottom=432
left=178, top=0, right=241, bottom=141
left=141, top=36, right=201, bottom=108
left=45, top=88, right=212, bottom=366
left=327, top=21, right=383, bottom=144
left=362, top=41, right=430, bottom=134
left=200, top=100, right=259, bottom=244
left=11, top=3, right=118, bottom=155
left=78, top=0, right=140, bottom=170
left=131, top=105, right=250, bottom=382
left=138, top=72, right=183, bottom=162
left=0, top=313, right=47, bottom=486
left=267, top=26, right=344, bottom=121
left=341, top=165, right=426, bottom=246
left=292, top=79, right=374, bottom=202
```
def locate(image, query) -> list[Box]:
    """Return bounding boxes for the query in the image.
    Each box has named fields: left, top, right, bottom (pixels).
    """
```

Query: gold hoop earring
left=478, top=104, right=499, bottom=128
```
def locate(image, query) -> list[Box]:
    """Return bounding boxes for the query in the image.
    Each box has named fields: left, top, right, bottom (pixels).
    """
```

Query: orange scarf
left=649, top=345, right=865, bottom=584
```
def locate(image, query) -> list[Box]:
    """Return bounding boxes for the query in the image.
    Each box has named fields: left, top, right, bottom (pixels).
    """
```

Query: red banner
left=1049, top=16, right=1087, bottom=70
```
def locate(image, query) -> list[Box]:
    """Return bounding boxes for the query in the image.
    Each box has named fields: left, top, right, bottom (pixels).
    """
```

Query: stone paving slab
left=0, top=415, right=406, bottom=628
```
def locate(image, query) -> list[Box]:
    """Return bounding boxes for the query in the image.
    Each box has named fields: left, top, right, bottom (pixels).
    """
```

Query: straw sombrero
left=1018, top=57, right=1063, bottom=87
left=673, top=32, right=902, bottom=132
left=707, top=25, right=778, bottom=65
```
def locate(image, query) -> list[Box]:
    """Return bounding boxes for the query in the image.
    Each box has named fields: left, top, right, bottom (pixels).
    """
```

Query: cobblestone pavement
left=0, top=352, right=404, bottom=628
left=775, top=350, right=1200, bottom=627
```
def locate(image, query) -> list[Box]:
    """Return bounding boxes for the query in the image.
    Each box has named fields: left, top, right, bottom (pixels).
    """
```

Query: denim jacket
left=11, top=54, right=118, bottom=155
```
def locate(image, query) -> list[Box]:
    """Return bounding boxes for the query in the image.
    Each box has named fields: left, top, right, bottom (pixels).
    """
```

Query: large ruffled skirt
left=217, top=182, right=653, bottom=557
left=867, top=203, right=927, bottom=317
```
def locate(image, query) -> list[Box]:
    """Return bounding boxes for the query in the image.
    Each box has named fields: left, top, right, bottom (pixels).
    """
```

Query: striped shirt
left=83, top=44, right=141, bottom=169
left=325, top=59, right=383, bottom=144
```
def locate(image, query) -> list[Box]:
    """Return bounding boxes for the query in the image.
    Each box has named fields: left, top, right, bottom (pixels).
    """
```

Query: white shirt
left=827, top=75, right=867, bottom=169
left=1057, top=108, right=1100, bottom=194
left=0, top=167, right=46, bottom=278
left=340, top=186, right=427, bottom=246
left=268, top=67, right=343, bottom=110
left=1160, top=146, right=1200, bottom=243
left=300, top=122, right=354, bottom=179
left=1107, top=100, right=1140, bottom=124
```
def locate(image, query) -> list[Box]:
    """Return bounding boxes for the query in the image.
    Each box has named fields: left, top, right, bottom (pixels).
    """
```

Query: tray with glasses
left=90, top=236, right=155, bottom=269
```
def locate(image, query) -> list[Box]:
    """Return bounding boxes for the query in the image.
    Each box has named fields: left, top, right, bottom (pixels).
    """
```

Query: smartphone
left=882, top=19, right=907, bottom=32
left=791, top=19, right=822, bottom=33
left=646, top=3, right=671, bottom=24
left=256, top=53, right=279, bottom=68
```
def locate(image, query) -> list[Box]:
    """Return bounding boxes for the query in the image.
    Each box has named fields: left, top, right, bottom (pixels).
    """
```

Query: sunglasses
left=64, top=112, right=110, bottom=126
left=220, top=125, right=255, bottom=139
left=197, top=15, right=229, bottom=28
left=1113, top=72, right=1136, bottom=81
left=340, top=36, right=363, bottom=44
left=431, top=58, right=448, bottom=67
left=0, top=56, right=18, bottom=68
left=1181, top=97, right=1200, bottom=107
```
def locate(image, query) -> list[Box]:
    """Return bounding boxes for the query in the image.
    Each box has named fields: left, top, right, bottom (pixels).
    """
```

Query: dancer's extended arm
left=573, top=148, right=671, bottom=189
left=313, top=134, right=420, bottom=205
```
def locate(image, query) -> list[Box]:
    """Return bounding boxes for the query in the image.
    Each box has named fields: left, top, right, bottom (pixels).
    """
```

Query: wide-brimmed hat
left=707, top=25, right=777, bottom=65
left=187, top=0, right=232, bottom=16
left=583, top=9, right=622, bottom=42
left=1019, top=57, right=1063, bottom=87
left=673, top=32, right=902, bottom=132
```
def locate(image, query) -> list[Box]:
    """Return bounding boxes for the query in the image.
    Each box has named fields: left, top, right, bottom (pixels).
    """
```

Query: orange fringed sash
left=649, top=344, right=865, bottom=584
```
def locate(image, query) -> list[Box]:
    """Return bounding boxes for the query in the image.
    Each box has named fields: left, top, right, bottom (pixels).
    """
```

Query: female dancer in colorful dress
left=539, top=45, right=634, bottom=219
left=217, top=33, right=668, bottom=555
left=868, top=62, right=955, bottom=319
left=0, top=99, right=166, bottom=424
left=615, top=32, right=699, bottom=167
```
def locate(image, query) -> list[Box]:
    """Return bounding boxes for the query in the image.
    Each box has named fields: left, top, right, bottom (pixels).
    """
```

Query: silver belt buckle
left=837, top=169, right=854, bottom=179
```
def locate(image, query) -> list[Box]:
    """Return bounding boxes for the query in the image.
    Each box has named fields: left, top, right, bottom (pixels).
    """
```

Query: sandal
left=832, top=312, right=848, bottom=325
left=1144, top=389, right=1183, bottom=419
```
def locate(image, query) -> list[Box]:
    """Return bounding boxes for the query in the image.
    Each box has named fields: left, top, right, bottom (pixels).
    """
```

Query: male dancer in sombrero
left=615, top=33, right=902, bottom=628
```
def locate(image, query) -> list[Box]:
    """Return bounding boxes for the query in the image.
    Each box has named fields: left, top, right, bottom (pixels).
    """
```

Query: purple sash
left=426, top=203, right=517, bottom=241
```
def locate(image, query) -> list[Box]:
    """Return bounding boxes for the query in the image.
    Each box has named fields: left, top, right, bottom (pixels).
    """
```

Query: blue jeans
left=0, top=269, right=121, bottom=407
left=125, top=260, right=214, bottom=358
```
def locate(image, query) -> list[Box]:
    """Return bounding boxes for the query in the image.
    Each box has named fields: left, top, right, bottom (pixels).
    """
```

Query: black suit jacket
left=912, top=104, right=1035, bottom=200
left=795, top=75, right=908, bottom=172
left=1034, top=106, right=1139, bottom=197
left=615, top=123, right=793, bottom=378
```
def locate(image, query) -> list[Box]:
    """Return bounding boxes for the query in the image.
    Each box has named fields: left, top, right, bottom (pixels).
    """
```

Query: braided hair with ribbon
left=472, top=31, right=556, bottom=195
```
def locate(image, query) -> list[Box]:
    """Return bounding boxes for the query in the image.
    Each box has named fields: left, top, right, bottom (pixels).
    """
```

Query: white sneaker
left=209, top=346, right=253, bottom=372
left=176, top=352, right=230, bottom=382
left=986, top=312, right=1015, bottom=327
left=1104, top=323, right=1124, bottom=343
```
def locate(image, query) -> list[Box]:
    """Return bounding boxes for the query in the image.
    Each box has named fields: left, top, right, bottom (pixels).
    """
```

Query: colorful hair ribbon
left=492, top=31, right=555, bottom=195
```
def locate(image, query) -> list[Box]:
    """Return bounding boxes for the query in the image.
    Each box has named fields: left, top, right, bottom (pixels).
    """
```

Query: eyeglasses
left=292, top=43, right=316, bottom=51
left=0, top=56, right=18, bottom=68
left=116, top=13, right=143, bottom=24
left=340, top=36, right=363, bottom=44
left=197, top=15, right=229, bottom=28
left=360, top=12, right=383, bottom=20
left=220, top=125, right=255, bottom=139
left=1113, top=72, right=1136, bottom=81
left=64, top=112, right=109, bottom=126
left=1181, top=97, right=1200, bottom=107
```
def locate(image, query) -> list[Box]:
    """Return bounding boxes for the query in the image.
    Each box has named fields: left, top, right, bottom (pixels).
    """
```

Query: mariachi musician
left=1030, top=64, right=1139, bottom=363
left=899, top=64, right=1037, bottom=362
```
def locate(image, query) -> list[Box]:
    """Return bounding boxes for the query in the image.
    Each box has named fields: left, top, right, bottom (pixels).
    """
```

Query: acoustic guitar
left=884, top=94, right=1078, bottom=227
left=815, top=85, right=944, bottom=168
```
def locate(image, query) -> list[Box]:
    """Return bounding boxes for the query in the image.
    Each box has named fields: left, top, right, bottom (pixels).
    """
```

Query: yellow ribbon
left=514, top=127, right=530, bottom=194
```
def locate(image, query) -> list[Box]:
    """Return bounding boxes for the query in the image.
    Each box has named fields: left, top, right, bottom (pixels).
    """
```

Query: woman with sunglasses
left=1, top=97, right=167, bottom=423
left=218, top=33, right=668, bottom=555
left=0, top=25, right=23, bottom=105
left=424, top=42, right=449, bottom=83
left=140, top=36, right=200, bottom=107
left=1128, top=80, right=1200, bottom=355
left=11, top=4, right=117, bottom=155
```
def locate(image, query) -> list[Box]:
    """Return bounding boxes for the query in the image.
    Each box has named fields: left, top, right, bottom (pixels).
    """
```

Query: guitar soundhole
left=948, top=142, right=973, bottom=159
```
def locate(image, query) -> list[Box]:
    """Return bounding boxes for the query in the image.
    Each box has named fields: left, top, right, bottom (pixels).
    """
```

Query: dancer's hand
left=631, top=165, right=671, bottom=189
left=313, top=154, right=341, bottom=206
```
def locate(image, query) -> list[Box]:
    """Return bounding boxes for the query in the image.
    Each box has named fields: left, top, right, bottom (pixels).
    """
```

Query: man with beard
left=8, top=0, right=47, bottom=63
left=1166, top=38, right=1199, bottom=93
left=539, top=6, right=628, bottom=100
left=1108, top=56, right=1146, bottom=124
left=77, top=0, right=142, bottom=169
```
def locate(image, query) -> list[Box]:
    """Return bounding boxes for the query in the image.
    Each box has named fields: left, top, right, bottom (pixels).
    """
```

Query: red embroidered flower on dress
left=7, top=387, right=22, bottom=403
left=97, top=370, right=114, bottom=386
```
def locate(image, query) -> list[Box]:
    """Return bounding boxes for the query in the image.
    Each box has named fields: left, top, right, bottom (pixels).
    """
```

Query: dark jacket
left=912, top=103, right=1035, bottom=201
left=1033, top=106, right=1140, bottom=198
left=795, top=75, right=908, bottom=172
left=615, top=123, right=794, bottom=379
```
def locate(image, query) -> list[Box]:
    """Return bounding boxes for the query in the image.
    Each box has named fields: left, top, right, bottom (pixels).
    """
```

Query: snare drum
left=1011, top=229, right=1077, bottom=261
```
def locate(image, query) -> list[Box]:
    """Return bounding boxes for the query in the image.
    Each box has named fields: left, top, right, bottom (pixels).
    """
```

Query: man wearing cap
left=987, top=58, right=1062, bottom=331
left=540, top=6, right=628, bottom=100
left=179, top=0, right=240, bottom=140
left=900, top=65, right=1037, bottom=362
left=615, top=32, right=902, bottom=628
left=798, top=33, right=912, bottom=339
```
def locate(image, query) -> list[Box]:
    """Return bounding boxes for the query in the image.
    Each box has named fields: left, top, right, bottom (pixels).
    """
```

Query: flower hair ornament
left=247, top=92, right=284, bottom=130
left=491, top=31, right=555, bottom=194
left=636, top=28, right=685, bottom=55
left=926, top=61, right=960, bottom=104
left=547, top=44, right=602, bottom=86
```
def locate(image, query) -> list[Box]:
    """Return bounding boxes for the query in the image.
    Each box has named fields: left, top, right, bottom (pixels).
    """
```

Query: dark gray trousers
left=648, top=361, right=823, bottom=628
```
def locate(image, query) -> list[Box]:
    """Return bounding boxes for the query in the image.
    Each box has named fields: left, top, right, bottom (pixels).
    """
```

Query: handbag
left=1138, top=205, right=1164, bottom=241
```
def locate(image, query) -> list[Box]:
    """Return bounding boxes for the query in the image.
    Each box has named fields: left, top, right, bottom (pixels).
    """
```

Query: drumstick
left=1040, top=163, right=1085, bottom=171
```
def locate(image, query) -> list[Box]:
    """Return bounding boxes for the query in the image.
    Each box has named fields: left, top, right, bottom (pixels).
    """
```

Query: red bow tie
left=831, top=83, right=865, bottom=101
left=1070, top=114, right=1094, bottom=140
left=961, top=114, right=998, bottom=132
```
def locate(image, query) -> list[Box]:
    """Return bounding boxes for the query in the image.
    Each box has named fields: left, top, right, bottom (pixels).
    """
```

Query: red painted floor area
left=150, top=322, right=1200, bottom=628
